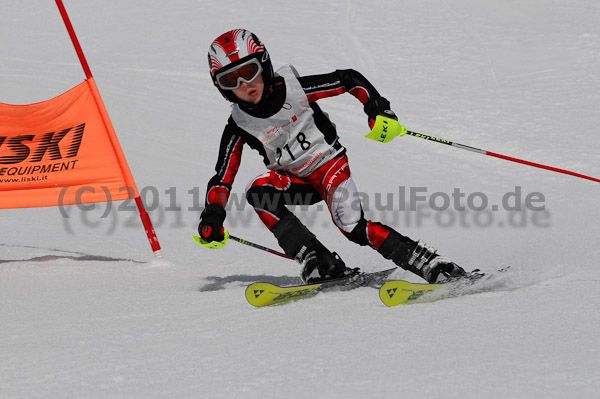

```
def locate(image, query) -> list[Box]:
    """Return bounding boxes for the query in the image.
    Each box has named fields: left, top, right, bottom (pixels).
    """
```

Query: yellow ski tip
left=379, top=280, right=443, bottom=307
left=245, top=282, right=322, bottom=307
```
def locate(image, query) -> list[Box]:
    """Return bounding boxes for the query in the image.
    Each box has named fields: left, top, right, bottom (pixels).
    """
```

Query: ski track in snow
left=1, top=1, right=600, bottom=398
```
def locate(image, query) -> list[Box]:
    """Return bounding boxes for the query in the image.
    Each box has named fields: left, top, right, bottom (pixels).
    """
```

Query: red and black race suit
left=204, top=68, right=390, bottom=209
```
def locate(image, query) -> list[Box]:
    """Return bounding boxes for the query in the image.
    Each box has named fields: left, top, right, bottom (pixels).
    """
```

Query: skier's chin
left=248, top=89, right=261, bottom=103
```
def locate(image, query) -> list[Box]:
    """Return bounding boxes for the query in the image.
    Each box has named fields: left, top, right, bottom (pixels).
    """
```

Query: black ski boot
left=378, top=231, right=467, bottom=283
left=296, top=238, right=359, bottom=284
left=270, top=212, right=358, bottom=283
left=403, top=240, right=468, bottom=283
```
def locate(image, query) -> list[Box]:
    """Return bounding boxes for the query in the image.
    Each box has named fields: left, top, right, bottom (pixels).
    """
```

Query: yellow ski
left=379, top=268, right=510, bottom=306
left=246, top=282, right=323, bottom=307
left=379, top=280, right=445, bottom=307
left=246, top=268, right=396, bottom=307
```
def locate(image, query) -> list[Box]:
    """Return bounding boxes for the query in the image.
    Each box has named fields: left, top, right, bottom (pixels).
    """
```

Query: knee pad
left=330, top=177, right=362, bottom=233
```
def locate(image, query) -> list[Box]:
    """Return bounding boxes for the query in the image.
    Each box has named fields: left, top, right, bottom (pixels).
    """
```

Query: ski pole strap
left=406, top=130, right=600, bottom=184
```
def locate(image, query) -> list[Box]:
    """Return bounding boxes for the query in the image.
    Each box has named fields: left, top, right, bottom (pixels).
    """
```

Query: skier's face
left=232, top=74, right=264, bottom=104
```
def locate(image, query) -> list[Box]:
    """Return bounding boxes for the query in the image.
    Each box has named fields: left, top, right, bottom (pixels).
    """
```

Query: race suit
left=204, top=64, right=403, bottom=253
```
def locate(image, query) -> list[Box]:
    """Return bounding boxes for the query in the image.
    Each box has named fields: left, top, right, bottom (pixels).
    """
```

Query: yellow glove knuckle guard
left=365, top=115, right=406, bottom=143
left=193, top=230, right=229, bottom=249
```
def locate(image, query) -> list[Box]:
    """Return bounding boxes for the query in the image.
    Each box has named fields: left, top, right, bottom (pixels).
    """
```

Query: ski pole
left=193, top=232, right=292, bottom=260
left=405, top=130, right=600, bottom=184
left=228, top=234, right=292, bottom=260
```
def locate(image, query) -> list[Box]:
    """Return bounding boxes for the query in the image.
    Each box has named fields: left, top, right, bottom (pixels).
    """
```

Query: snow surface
left=1, top=1, right=600, bottom=398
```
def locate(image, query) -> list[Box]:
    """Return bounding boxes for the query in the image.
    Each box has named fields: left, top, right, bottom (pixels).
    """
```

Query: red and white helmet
left=208, top=29, right=274, bottom=103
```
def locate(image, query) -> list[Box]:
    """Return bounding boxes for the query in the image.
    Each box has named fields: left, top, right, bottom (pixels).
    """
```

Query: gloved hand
left=365, top=113, right=407, bottom=143
left=363, top=97, right=407, bottom=143
left=198, top=203, right=226, bottom=243
left=368, top=109, right=398, bottom=130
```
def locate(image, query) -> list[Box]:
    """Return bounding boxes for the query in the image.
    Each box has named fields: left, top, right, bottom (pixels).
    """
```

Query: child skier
left=199, top=29, right=469, bottom=284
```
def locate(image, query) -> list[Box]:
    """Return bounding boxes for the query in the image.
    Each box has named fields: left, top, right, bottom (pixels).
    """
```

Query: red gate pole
left=55, top=0, right=92, bottom=79
left=55, top=0, right=163, bottom=257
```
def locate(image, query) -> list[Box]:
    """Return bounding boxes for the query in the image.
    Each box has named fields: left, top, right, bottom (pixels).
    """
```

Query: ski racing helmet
left=208, top=29, right=274, bottom=103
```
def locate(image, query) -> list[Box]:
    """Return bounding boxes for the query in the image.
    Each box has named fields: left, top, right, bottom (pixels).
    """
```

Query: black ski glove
left=198, top=203, right=226, bottom=243
left=363, top=97, right=397, bottom=129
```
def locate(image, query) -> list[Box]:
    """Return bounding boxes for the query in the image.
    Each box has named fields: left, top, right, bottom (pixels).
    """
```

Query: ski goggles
left=215, top=58, right=263, bottom=90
